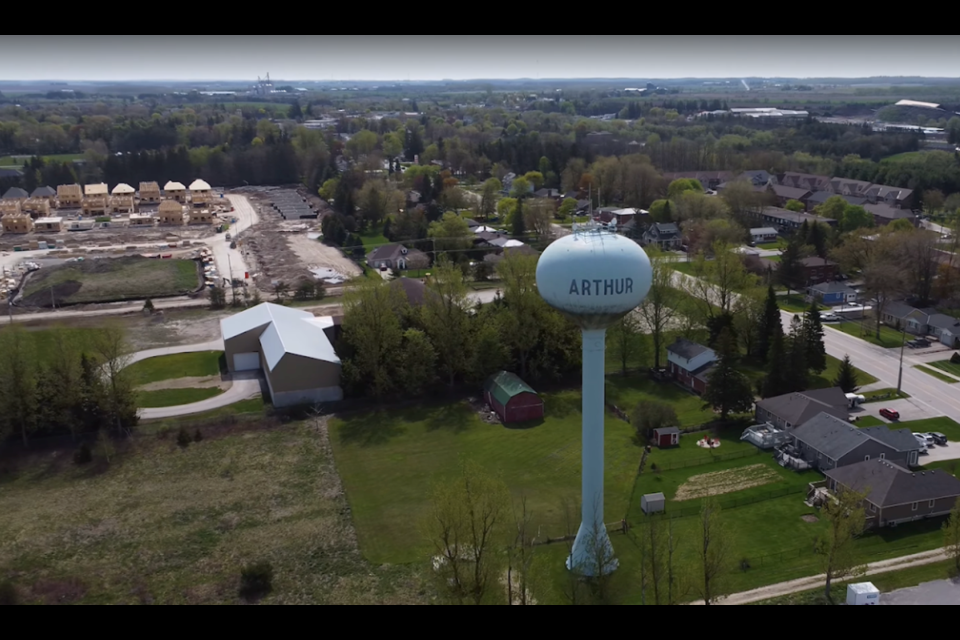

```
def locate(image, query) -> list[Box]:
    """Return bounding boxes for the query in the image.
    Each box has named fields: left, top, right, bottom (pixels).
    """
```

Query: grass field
left=778, top=294, right=822, bottom=313
left=928, top=359, right=960, bottom=378
left=855, top=415, right=886, bottom=427
left=862, top=388, right=910, bottom=404
left=829, top=321, right=905, bottom=349
left=898, top=417, right=960, bottom=442
left=359, top=228, right=389, bottom=251
left=0, top=420, right=421, bottom=605
left=815, top=354, right=878, bottom=389
left=3, top=325, right=108, bottom=361
left=126, top=351, right=223, bottom=385
left=915, top=365, right=958, bottom=384
left=137, top=387, right=225, bottom=408
left=757, top=241, right=785, bottom=251
left=21, top=256, right=199, bottom=307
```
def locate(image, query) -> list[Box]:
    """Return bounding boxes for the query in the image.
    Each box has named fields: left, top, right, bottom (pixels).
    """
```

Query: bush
left=193, top=428, right=203, bottom=443
left=740, top=558, right=752, bottom=573
left=0, top=581, right=17, bottom=606
left=73, top=443, right=92, bottom=466
left=239, top=561, right=274, bottom=600
left=951, top=352, right=960, bottom=365
left=176, top=427, right=192, bottom=449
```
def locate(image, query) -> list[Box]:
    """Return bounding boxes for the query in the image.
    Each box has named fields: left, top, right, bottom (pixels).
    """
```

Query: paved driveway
left=138, top=371, right=262, bottom=420
left=859, top=398, right=940, bottom=424
left=880, top=578, right=960, bottom=606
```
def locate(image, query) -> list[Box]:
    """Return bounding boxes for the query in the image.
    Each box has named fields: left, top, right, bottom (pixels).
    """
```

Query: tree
left=557, top=197, right=578, bottom=221
left=923, top=188, right=945, bottom=214
left=272, top=281, right=289, bottom=303
left=208, top=285, right=227, bottom=309
left=637, top=248, right=679, bottom=369
left=421, top=256, right=472, bottom=387
left=524, top=198, right=554, bottom=239
left=815, top=486, right=867, bottom=603
left=777, top=238, right=806, bottom=295
left=694, top=498, right=730, bottom=606
left=506, top=496, right=538, bottom=606
left=863, top=262, right=904, bottom=340
left=607, top=312, right=645, bottom=376
left=757, top=285, right=783, bottom=363
left=786, top=315, right=809, bottom=392
left=425, top=459, right=510, bottom=605
left=466, top=306, right=507, bottom=384
left=512, top=196, right=526, bottom=238
left=685, top=241, right=756, bottom=324
left=899, top=229, right=938, bottom=306
left=667, top=178, right=704, bottom=200
left=833, top=354, right=860, bottom=393
left=294, top=279, right=316, bottom=301
left=522, top=171, right=544, bottom=189
left=784, top=199, right=805, bottom=212
left=44, top=327, right=83, bottom=441
left=814, top=195, right=850, bottom=221
left=806, top=221, right=827, bottom=258
left=649, top=199, right=674, bottom=223
left=762, top=330, right=790, bottom=398
left=944, top=497, right=960, bottom=575
left=479, top=178, right=501, bottom=221
left=732, top=289, right=764, bottom=361
left=840, top=205, right=874, bottom=233
left=802, top=301, right=827, bottom=374
left=0, top=326, right=37, bottom=447
left=90, top=322, right=137, bottom=436
left=630, top=400, right=679, bottom=444
left=340, top=279, right=406, bottom=401
left=398, top=328, right=436, bottom=395
left=702, top=328, right=754, bottom=421
left=427, top=211, right=473, bottom=253
left=510, top=176, right=531, bottom=199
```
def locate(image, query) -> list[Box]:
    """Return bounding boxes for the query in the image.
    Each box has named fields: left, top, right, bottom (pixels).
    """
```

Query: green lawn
left=828, top=321, right=905, bottom=349
left=126, top=351, right=223, bottom=385
left=138, top=387, right=224, bottom=408
left=855, top=415, right=886, bottom=428
left=897, top=417, right=960, bottom=442
left=915, top=365, right=958, bottom=384
left=359, top=228, right=389, bottom=251
left=757, top=241, right=785, bottom=251
left=778, top=294, right=821, bottom=313
left=671, top=261, right=696, bottom=276
left=814, top=354, right=878, bottom=389
left=928, top=359, right=960, bottom=378
left=862, top=388, right=910, bottom=404
left=9, top=326, right=109, bottom=362
left=765, top=255, right=782, bottom=263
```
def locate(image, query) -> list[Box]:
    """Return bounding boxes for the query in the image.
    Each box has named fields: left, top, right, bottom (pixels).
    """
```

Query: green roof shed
left=483, top=371, right=544, bottom=423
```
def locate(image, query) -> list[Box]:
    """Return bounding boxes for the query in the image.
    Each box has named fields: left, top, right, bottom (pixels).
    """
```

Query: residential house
left=642, top=222, right=681, bottom=250
left=533, top=188, right=562, bottom=201
left=82, top=183, right=110, bottom=215
left=880, top=302, right=934, bottom=335
left=163, top=181, right=188, bottom=203
left=661, top=171, right=733, bottom=191
left=756, top=207, right=836, bottom=232
left=926, top=313, right=960, bottom=348
left=1, top=187, right=28, bottom=202
left=483, top=243, right=539, bottom=265
left=57, top=184, right=83, bottom=208
left=789, top=412, right=921, bottom=471
left=808, top=281, right=858, bottom=306
left=0, top=168, right=22, bottom=180
left=501, top=173, right=517, bottom=194
left=767, top=184, right=812, bottom=207
left=188, top=209, right=216, bottom=225
left=189, top=179, right=214, bottom=209
left=0, top=194, right=24, bottom=218
left=799, top=256, right=839, bottom=285
left=750, top=227, right=778, bottom=243
left=387, top=277, right=440, bottom=308
left=754, top=387, right=849, bottom=430
left=824, top=459, right=960, bottom=528
left=864, top=185, right=914, bottom=209
left=804, top=190, right=867, bottom=212
left=739, top=170, right=774, bottom=186
left=139, top=181, right=162, bottom=203
left=157, top=199, right=185, bottom=225
left=776, top=172, right=831, bottom=193
left=666, top=337, right=716, bottom=394
left=864, top=203, right=918, bottom=227
left=110, top=183, right=137, bottom=214
left=1, top=212, right=33, bottom=233
left=829, top=178, right=873, bottom=198
left=29, top=186, right=57, bottom=201
left=34, top=216, right=64, bottom=233
left=365, top=243, right=427, bottom=270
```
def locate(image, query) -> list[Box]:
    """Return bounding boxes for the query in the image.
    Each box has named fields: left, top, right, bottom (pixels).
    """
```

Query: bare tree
left=694, top=497, right=730, bottom=605
left=815, top=486, right=868, bottom=603
left=863, top=263, right=904, bottom=340
left=420, top=255, right=472, bottom=387
left=637, top=248, right=680, bottom=369
left=606, top=311, right=646, bottom=375
left=90, top=322, right=136, bottom=436
left=899, top=229, right=939, bottom=306
left=506, top=496, right=537, bottom=605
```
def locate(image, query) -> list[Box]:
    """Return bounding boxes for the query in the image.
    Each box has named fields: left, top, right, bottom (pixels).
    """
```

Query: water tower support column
left=567, top=328, right=618, bottom=575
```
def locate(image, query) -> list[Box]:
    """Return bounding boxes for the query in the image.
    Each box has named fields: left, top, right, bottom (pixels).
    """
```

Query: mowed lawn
left=126, top=351, right=223, bottom=385
left=0, top=423, right=421, bottom=605
left=928, top=359, right=960, bottom=378
left=828, top=320, right=905, bottom=349
left=21, top=256, right=199, bottom=306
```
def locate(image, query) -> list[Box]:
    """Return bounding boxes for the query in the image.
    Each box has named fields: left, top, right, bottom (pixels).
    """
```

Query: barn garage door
left=233, top=352, right=261, bottom=371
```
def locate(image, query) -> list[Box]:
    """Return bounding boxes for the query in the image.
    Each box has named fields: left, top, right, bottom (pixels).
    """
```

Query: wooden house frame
left=1, top=212, right=34, bottom=234
left=163, top=181, right=188, bottom=203
left=22, top=198, right=51, bottom=217
left=139, top=182, right=162, bottom=203
left=82, top=183, right=111, bottom=215
left=0, top=198, right=22, bottom=217
left=188, top=209, right=216, bottom=225
left=128, top=214, right=155, bottom=227
left=110, top=183, right=137, bottom=214
left=157, top=199, right=185, bottom=225
left=57, top=184, right=83, bottom=207
left=34, top=216, right=64, bottom=232
left=189, top=179, right=214, bottom=209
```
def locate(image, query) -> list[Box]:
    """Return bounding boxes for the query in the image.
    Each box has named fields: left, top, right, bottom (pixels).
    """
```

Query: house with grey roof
left=804, top=191, right=866, bottom=211
left=666, top=337, right=716, bottom=394
left=926, top=313, right=960, bottom=348
left=824, top=459, right=960, bottom=528
left=829, top=178, right=873, bottom=197
left=750, top=227, right=778, bottom=243
left=766, top=183, right=812, bottom=207
left=864, top=184, right=914, bottom=209
left=365, top=243, right=428, bottom=271
left=807, top=281, right=857, bottom=306
left=864, top=203, right=917, bottom=227
left=755, top=207, right=836, bottom=232
left=787, top=412, right=921, bottom=471
left=30, top=186, right=57, bottom=199
left=755, top=387, right=848, bottom=430
left=2, top=187, right=29, bottom=200
left=739, top=170, right=774, bottom=186
left=880, top=302, right=934, bottom=335
left=642, top=222, right=681, bottom=250
left=776, top=172, right=831, bottom=193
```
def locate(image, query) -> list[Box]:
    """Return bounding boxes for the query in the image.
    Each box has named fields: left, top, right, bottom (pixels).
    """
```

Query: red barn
left=653, top=427, right=681, bottom=448
left=483, top=371, right=544, bottom=424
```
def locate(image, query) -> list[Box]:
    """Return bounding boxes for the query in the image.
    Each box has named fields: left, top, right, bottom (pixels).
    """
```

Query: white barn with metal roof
left=221, top=303, right=342, bottom=407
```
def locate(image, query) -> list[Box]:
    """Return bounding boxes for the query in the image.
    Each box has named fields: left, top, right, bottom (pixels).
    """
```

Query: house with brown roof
left=824, top=459, right=960, bottom=528
left=766, top=184, right=812, bottom=207
left=864, top=203, right=918, bottom=227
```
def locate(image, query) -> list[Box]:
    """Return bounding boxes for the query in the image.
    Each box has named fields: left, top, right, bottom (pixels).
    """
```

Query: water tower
left=536, top=224, right=652, bottom=575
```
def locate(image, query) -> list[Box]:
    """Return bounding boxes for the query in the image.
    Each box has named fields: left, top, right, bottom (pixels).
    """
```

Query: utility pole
left=897, top=328, right=906, bottom=395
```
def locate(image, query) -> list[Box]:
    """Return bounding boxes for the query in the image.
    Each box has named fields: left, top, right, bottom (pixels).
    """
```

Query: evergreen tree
left=798, top=219, right=810, bottom=244
left=833, top=354, right=860, bottom=393
left=702, top=328, right=755, bottom=422
left=756, top=285, right=782, bottom=362
left=802, top=301, right=827, bottom=374
left=786, top=316, right=809, bottom=392
left=808, top=222, right=826, bottom=258
left=761, top=331, right=790, bottom=398
left=778, top=238, right=806, bottom=295
left=512, top=196, right=526, bottom=238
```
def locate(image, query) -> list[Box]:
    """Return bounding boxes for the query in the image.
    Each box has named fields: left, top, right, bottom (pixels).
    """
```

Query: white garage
left=233, top=352, right=261, bottom=371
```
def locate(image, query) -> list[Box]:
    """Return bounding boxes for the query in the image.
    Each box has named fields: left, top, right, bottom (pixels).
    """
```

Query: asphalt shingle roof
left=791, top=413, right=872, bottom=460
left=667, top=337, right=712, bottom=361
left=756, top=387, right=848, bottom=426
left=825, top=459, right=960, bottom=508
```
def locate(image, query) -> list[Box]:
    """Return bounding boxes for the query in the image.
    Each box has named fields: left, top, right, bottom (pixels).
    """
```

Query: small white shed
left=846, top=582, right=880, bottom=606
left=641, top=492, right=665, bottom=515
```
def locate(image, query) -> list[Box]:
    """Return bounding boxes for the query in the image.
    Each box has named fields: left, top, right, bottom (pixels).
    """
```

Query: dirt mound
left=21, top=279, right=83, bottom=307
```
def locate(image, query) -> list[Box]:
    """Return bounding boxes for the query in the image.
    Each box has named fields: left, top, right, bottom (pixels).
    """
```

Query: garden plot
left=674, top=464, right=780, bottom=501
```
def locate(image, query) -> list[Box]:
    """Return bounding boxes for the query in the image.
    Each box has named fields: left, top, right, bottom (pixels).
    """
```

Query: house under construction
left=57, top=184, right=83, bottom=207
left=163, top=181, right=188, bottom=203
left=128, top=213, right=155, bottom=227
left=22, top=197, right=51, bottom=217
left=139, top=181, right=162, bottom=203
left=34, top=216, right=64, bottom=233
left=0, top=194, right=24, bottom=217
left=82, top=183, right=111, bottom=215
left=157, top=199, right=185, bottom=225
left=189, top=179, right=214, bottom=209
left=110, top=183, right=137, bottom=214
left=1, top=212, right=34, bottom=233
left=188, top=208, right=216, bottom=224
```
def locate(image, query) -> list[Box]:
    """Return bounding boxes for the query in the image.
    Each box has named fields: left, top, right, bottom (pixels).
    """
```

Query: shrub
left=193, top=428, right=203, bottom=443
left=176, top=427, right=192, bottom=449
left=951, top=352, right=960, bottom=365
left=73, top=443, right=92, bottom=466
left=0, top=581, right=17, bottom=605
left=740, top=558, right=752, bottom=573
left=143, top=298, right=155, bottom=313
left=239, top=561, right=274, bottom=601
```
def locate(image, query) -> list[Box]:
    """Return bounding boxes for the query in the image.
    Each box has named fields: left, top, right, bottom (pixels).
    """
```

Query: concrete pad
left=862, top=398, right=941, bottom=424
left=879, top=578, right=960, bottom=606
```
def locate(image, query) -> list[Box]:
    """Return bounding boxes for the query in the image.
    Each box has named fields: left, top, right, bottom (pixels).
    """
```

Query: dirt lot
left=19, top=256, right=201, bottom=308
left=674, top=464, right=780, bottom=501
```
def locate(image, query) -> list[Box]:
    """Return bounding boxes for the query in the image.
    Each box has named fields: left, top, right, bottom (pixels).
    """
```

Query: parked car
left=820, top=313, right=841, bottom=323
left=916, top=433, right=937, bottom=448
left=907, top=338, right=931, bottom=348
left=879, top=408, right=900, bottom=421
left=845, top=393, right=866, bottom=407
left=927, top=432, right=948, bottom=446
left=913, top=433, right=929, bottom=454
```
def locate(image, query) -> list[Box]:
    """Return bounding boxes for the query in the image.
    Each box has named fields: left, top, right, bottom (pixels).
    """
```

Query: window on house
left=864, top=455, right=870, bottom=461
left=929, top=500, right=936, bottom=508
left=912, top=502, right=918, bottom=511
left=869, top=503, right=876, bottom=513
left=880, top=454, right=885, bottom=461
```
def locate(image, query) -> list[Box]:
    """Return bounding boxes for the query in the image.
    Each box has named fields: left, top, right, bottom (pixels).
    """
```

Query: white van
left=846, top=393, right=866, bottom=407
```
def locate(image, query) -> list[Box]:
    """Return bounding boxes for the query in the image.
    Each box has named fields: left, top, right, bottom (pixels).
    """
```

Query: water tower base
left=566, top=522, right=618, bottom=576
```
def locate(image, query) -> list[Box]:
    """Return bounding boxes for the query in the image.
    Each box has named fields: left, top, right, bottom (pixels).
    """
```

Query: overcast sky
left=2, top=36, right=959, bottom=82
